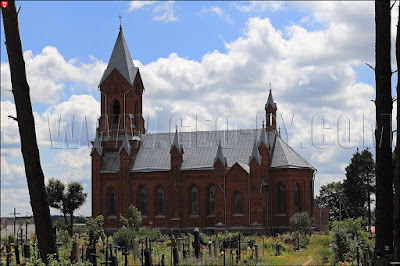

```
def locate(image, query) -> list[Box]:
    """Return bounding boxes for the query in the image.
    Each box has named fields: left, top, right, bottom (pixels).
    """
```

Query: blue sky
left=1, top=1, right=398, bottom=217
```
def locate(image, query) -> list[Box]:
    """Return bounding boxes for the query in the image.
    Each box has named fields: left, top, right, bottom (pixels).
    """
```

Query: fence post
left=177, top=238, right=182, bottom=252
left=254, top=244, right=259, bottom=263
left=194, top=228, right=200, bottom=259
left=213, top=240, right=217, bottom=257
left=133, top=238, right=139, bottom=260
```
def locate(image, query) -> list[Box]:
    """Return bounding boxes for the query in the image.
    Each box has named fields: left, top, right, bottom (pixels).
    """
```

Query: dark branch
left=391, top=0, right=397, bottom=10
left=7, top=115, right=17, bottom=121
left=393, top=69, right=399, bottom=74
left=366, top=63, right=375, bottom=71
left=17, top=4, right=21, bottom=15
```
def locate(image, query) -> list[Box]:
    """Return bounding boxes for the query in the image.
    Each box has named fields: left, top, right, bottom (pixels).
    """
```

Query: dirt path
left=302, top=256, right=313, bottom=266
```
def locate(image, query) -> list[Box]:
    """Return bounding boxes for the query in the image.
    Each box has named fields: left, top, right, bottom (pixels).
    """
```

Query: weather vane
left=119, top=14, right=122, bottom=30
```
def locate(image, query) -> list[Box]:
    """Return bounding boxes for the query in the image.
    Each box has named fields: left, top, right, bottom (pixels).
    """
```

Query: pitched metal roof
left=271, top=136, right=316, bottom=170
left=265, top=89, right=277, bottom=110
left=127, top=129, right=315, bottom=172
left=99, top=29, right=138, bottom=87
left=100, top=152, right=119, bottom=173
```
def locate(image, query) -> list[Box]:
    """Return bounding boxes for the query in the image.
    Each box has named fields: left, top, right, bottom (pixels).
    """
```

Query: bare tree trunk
left=1, top=0, right=57, bottom=262
left=394, top=3, right=400, bottom=261
left=375, top=0, right=394, bottom=256
left=70, top=213, right=74, bottom=237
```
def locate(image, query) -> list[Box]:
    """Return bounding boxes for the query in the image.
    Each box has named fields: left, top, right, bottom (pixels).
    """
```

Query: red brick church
left=91, top=28, right=316, bottom=233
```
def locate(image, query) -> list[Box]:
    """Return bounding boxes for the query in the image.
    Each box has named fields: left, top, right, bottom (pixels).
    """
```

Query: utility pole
left=9, top=208, right=20, bottom=238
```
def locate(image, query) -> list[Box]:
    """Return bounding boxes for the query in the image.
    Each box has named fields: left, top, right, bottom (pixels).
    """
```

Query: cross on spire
left=119, top=14, right=122, bottom=30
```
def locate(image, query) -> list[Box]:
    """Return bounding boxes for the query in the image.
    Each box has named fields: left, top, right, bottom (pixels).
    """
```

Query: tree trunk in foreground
left=394, top=3, right=400, bottom=261
left=1, top=0, right=57, bottom=262
left=375, top=0, right=394, bottom=256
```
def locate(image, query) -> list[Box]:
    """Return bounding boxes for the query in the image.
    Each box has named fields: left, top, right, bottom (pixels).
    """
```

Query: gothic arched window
left=109, top=187, right=115, bottom=216
left=278, top=183, right=286, bottom=213
left=294, top=184, right=300, bottom=213
left=112, top=100, right=120, bottom=125
left=157, top=187, right=164, bottom=215
left=234, top=193, right=243, bottom=214
left=191, top=186, right=199, bottom=215
left=209, top=186, right=215, bottom=215
left=135, top=100, right=139, bottom=130
left=139, top=187, right=147, bottom=215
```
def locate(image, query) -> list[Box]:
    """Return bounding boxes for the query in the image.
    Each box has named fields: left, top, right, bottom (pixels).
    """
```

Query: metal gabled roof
left=99, top=29, right=138, bottom=87
left=127, top=129, right=314, bottom=172
left=270, top=136, right=315, bottom=170
left=100, top=152, right=119, bottom=173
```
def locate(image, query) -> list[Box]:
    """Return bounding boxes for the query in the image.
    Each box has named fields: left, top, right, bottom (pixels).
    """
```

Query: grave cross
left=9, top=208, right=20, bottom=237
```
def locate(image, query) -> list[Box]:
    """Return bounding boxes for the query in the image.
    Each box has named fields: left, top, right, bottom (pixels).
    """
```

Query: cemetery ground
left=0, top=215, right=376, bottom=265
left=0, top=231, right=333, bottom=265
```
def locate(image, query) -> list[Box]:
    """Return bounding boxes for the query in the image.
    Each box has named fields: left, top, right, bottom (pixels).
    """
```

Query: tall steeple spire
left=265, top=88, right=277, bottom=110
left=98, top=27, right=137, bottom=87
left=265, top=87, right=277, bottom=131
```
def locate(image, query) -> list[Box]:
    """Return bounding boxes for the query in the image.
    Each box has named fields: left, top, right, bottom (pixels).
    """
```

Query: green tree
left=315, top=181, right=349, bottom=221
left=85, top=215, right=105, bottom=243
left=119, top=204, right=142, bottom=231
left=45, top=178, right=87, bottom=236
left=290, top=211, right=314, bottom=235
left=343, top=148, right=375, bottom=224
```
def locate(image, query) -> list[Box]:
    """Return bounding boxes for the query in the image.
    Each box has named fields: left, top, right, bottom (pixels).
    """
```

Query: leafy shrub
left=137, top=227, right=162, bottom=242
left=299, top=235, right=310, bottom=248
left=114, top=227, right=136, bottom=249
left=290, top=211, right=314, bottom=235
left=318, top=247, right=333, bottom=263
left=330, top=217, right=367, bottom=264
left=85, top=215, right=105, bottom=243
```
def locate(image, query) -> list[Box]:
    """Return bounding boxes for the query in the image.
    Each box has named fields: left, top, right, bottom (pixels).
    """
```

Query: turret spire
left=213, top=140, right=227, bottom=166
left=249, top=141, right=262, bottom=165
left=90, top=134, right=103, bottom=156
left=170, top=126, right=183, bottom=153
left=119, top=133, right=131, bottom=155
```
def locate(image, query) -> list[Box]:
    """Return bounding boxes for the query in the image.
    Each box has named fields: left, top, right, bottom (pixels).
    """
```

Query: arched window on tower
left=157, top=187, right=164, bottom=215
left=269, top=112, right=272, bottom=127
left=278, top=183, right=286, bottom=213
left=112, top=100, right=121, bottom=125
left=139, top=187, right=147, bottom=215
left=109, top=187, right=115, bottom=216
left=294, top=184, right=301, bottom=213
left=234, top=193, right=243, bottom=214
left=191, top=186, right=199, bottom=215
left=135, top=100, right=139, bottom=131
left=209, top=186, right=215, bottom=215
